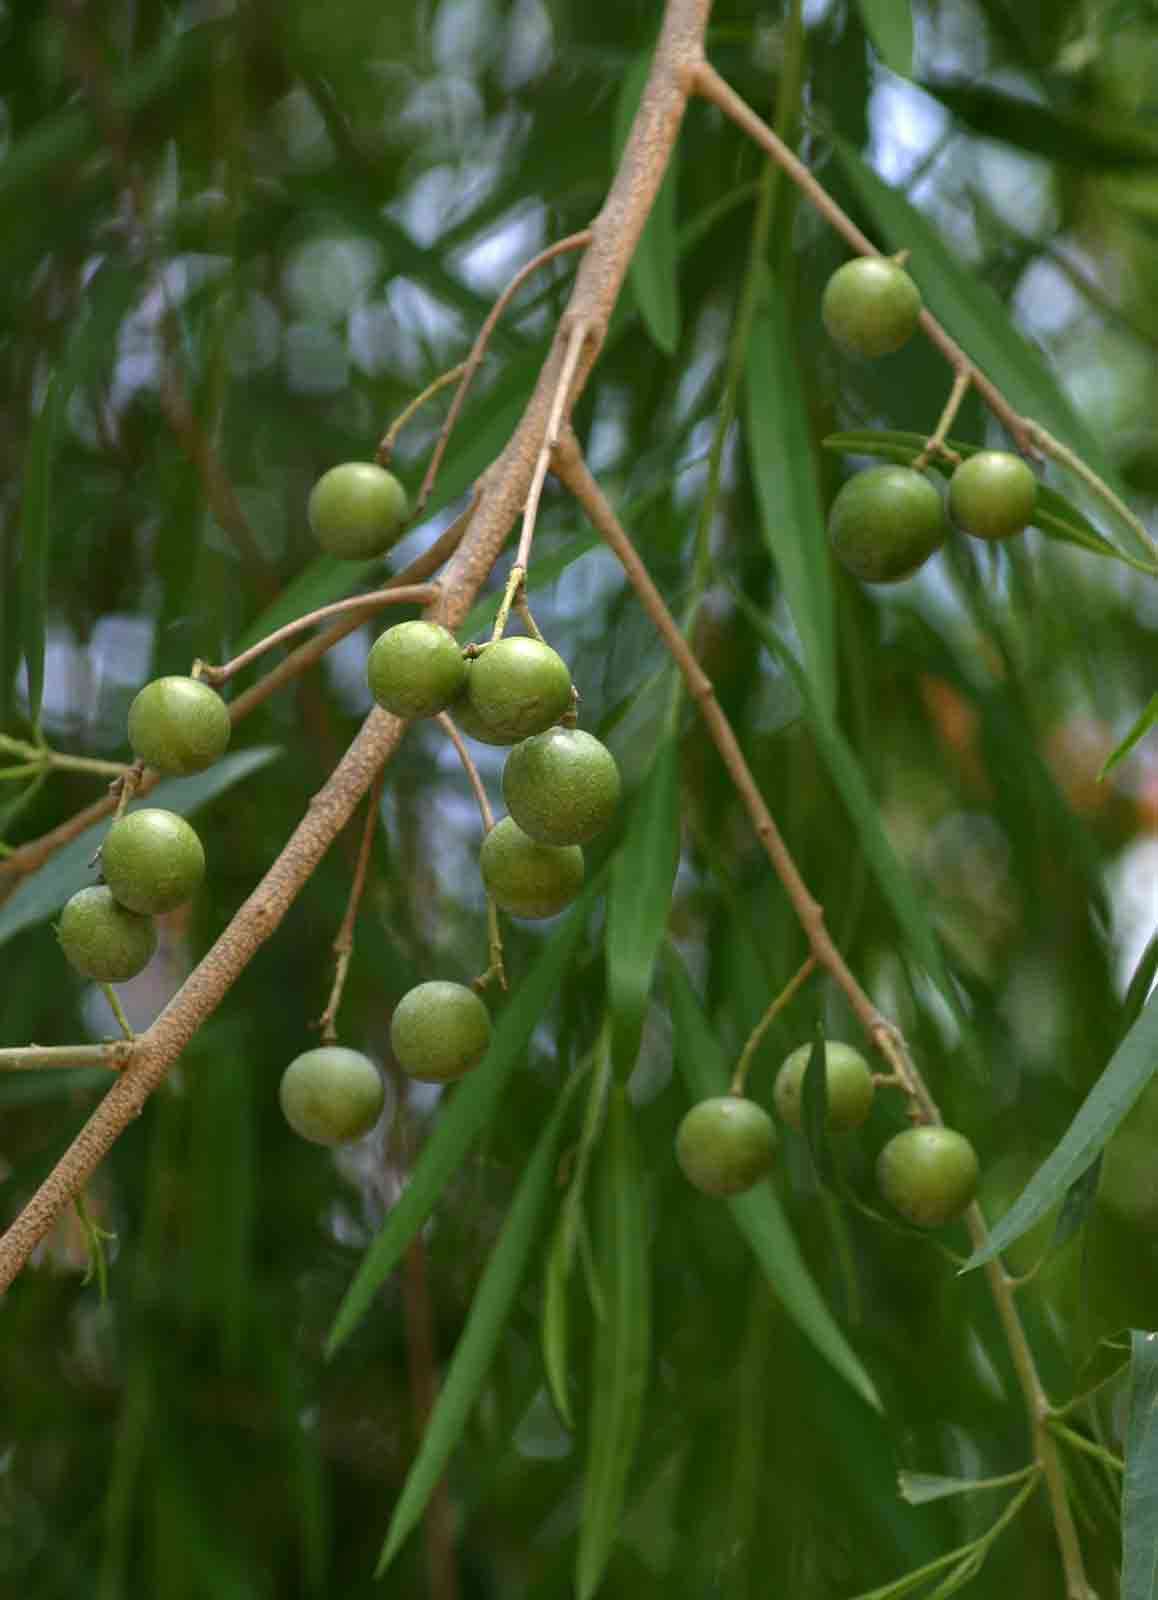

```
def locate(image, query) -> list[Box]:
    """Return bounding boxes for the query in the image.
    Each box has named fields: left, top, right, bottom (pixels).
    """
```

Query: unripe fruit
left=307, top=462, right=409, bottom=560
left=390, top=980, right=492, bottom=1083
left=58, top=886, right=157, bottom=982
left=100, top=808, right=205, bottom=915
left=774, top=1040, right=875, bottom=1132
left=676, top=1095, right=776, bottom=1197
left=821, top=257, right=923, bottom=358
left=279, top=1046, right=385, bottom=1145
left=502, top=727, right=621, bottom=846
left=367, top=621, right=466, bottom=719
left=446, top=668, right=522, bottom=746
left=948, top=450, right=1037, bottom=541
left=466, top=637, right=572, bottom=742
left=828, top=465, right=945, bottom=583
left=876, top=1125, right=979, bottom=1228
left=479, top=816, right=584, bottom=920
left=128, top=676, right=231, bottom=776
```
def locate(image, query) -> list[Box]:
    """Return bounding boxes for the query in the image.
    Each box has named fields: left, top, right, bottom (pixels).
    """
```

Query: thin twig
left=377, top=364, right=468, bottom=466
left=0, top=1044, right=127, bottom=1072
left=318, top=771, right=386, bottom=1044
left=1024, top=420, right=1158, bottom=566
left=0, top=736, right=131, bottom=781
left=730, top=956, right=816, bottom=1094
left=913, top=371, right=971, bottom=471
left=436, top=716, right=495, bottom=834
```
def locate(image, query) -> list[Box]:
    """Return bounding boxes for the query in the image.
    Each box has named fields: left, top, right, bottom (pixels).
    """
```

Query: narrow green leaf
left=897, top=1468, right=1034, bottom=1506
left=605, top=734, right=680, bottom=1078
left=963, top=992, right=1158, bottom=1270
left=745, top=267, right=837, bottom=717
left=855, top=0, right=914, bottom=76
left=375, top=1077, right=582, bottom=1574
left=19, top=372, right=67, bottom=731
left=614, top=51, right=681, bottom=355
left=327, top=878, right=601, bottom=1354
left=0, top=747, right=282, bottom=948
left=831, top=139, right=1158, bottom=566
left=575, top=1083, right=651, bottom=1600
left=664, top=945, right=882, bottom=1411
left=921, top=78, right=1158, bottom=169
left=1123, top=1329, right=1158, bottom=1599
left=1103, top=694, right=1158, bottom=778
left=1125, top=926, right=1158, bottom=1026
left=1048, top=1154, right=1103, bottom=1256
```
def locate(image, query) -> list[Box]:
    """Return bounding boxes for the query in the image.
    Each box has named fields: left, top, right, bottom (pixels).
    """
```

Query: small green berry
left=308, top=462, right=409, bottom=560
left=367, top=620, right=466, bottom=719
left=446, top=665, right=522, bottom=746
left=466, top=637, right=573, bottom=742
left=676, top=1096, right=776, bottom=1197
left=58, top=886, right=156, bottom=982
left=828, top=465, right=945, bottom=583
left=822, top=257, right=923, bottom=358
left=101, top=809, right=205, bottom=915
left=479, top=817, right=584, bottom=920
left=948, top=451, right=1038, bottom=541
left=279, top=1046, right=386, bottom=1145
left=774, top=1041, right=875, bottom=1133
left=390, top=981, right=492, bottom=1083
left=127, top=676, right=230, bottom=776
left=877, top=1125, right=979, bottom=1228
left=502, top=727, right=621, bottom=846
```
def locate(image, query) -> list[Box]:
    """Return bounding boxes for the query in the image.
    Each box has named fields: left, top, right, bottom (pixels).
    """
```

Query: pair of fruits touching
left=57, top=675, right=230, bottom=983
left=821, top=255, right=1039, bottom=584
left=675, top=1038, right=979, bottom=1229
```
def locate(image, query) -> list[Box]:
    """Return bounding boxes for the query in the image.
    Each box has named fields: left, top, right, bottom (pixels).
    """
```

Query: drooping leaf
left=575, top=1083, right=651, bottom=1600
left=855, top=0, right=914, bottom=76
left=0, top=748, right=282, bottom=948
left=1102, top=693, right=1158, bottom=779
left=745, top=265, right=837, bottom=718
left=1123, top=1329, right=1158, bottom=1599
left=327, top=877, right=602, bottom=1354
left=606, top=732, right=680, bottom=1078
left=614, top=50, right=681, bottom=355
left=375, top=1073, right=583, bottom=1574
left=963, top=992, right=1158, bottom=1271
left=665, top=944, right=882, bottom=1411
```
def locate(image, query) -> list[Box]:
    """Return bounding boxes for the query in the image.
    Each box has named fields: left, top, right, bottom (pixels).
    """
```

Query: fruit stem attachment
left=490, top=565, right=526, bottom=643
left=99, top=985, right=136, bottom=1042
left=0, top=734, right=132, bottom=782
left=437, top=714, right=506, bottom=991
left=1023, top=419, right=1158, bottom=568
left=912, top=370, right=971, bottom=471
left=376, top=363, right=468, bottom=466
left=318, top=770, right=386, bottom=1044
left=197, top=585, right=438, bottom=687
left=729, top=956, right=816, bottom=1094
left=513, top=314, right=591, bottom=588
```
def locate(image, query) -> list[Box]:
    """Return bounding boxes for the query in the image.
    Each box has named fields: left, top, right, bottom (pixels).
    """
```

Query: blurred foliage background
left=1, top=0, right=1157, bottom=1595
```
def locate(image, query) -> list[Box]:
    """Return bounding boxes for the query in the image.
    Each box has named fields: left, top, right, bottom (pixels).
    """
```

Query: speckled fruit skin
left=774, top=1040, right=875, bottom=1132
left=307, top=462, right=409, bottom=560
left=821, top=257, right=923, bottom=358
left=479, top=817, right=584, bottom=919
left=100, top=808, right=206, bottom=915
left=466, top=638, right=573, bottom=742
left=390, top=981, right=492, bottom=1083
left=58, top=886, right=157, bottom=982
left=877, top=1125, right=979, bottom=1228
left=948, top=451, right=1038, bottom=541
left=279, top=1047, right=386, bottom=1145
left=367, top=621, right=466, bottom=719
left=446, top=666, right=522, bottom=746
left=828, top=465, right=946, bottom=583
left=502, top=728, right=621, bottom=846
left=127, top=676, right=231, bottom=776
left=676, top=1096, right=776, bottom=1196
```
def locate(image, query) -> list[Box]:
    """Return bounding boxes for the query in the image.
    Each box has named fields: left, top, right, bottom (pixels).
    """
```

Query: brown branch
left=0, top=0, right=712, bottom=1287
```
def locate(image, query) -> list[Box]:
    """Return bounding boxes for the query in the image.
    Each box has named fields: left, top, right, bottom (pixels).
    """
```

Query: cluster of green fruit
left=675, top=1038, right=979, bottom=1230
left=57, top=676, right=231, bottom=983
left=821, top=256, right=1039, bottom=583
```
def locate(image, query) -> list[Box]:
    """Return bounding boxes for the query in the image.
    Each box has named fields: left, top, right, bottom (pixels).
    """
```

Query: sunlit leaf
left=1102, top=693, right=1158, bottom=779
left=856, top=0, right=914, bottom=76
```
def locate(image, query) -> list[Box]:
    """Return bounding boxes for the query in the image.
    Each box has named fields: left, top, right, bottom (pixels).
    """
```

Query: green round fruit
left=828, top=465, right=946, bottom=583
left=100, top=808, right=205, bottom=915
left=774, top=1040, right=875, bottom=1132
left=876, top=1125, right=979, bottom=1228
left=676, top=1096, right=776, bottom=1197
left=307, top=461, right=409, bottom=560
left=446, top=666, right=522, bottom=746
left=501, top=727, right=621, bottom=846
left=390, top=980, right=492, bottom=1083
left=466, top=637, right=573, bottom=742
left=948, top=451, right=1037, bottom=541
left=279, top=1046, right=386, bottom=1145
left=58, top=886, right=157, bottom=982
left=367, top=620, right=466, bottom=719
left=127, top=676, right=231, bottom=776
left=821, top=257, right=923, bottom=358
left=479, top=816, right=584, bottom=920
